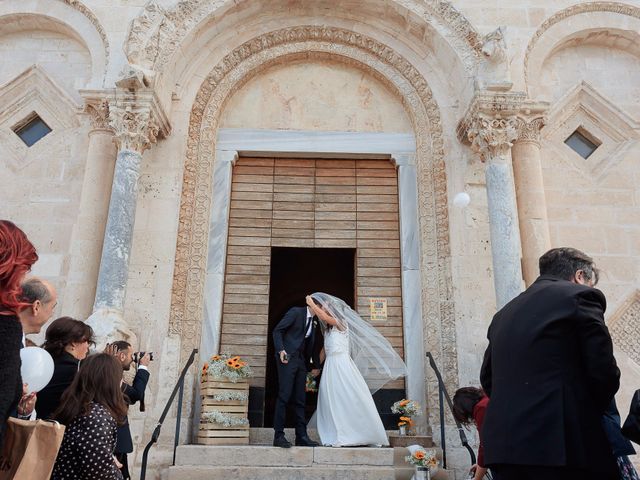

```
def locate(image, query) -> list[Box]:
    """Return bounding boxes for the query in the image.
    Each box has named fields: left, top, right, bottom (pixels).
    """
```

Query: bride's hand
left=305, top=295, right=315, bottom=308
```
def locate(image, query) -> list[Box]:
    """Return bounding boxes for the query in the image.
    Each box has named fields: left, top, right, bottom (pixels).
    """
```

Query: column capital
left=109, top=87, right=171, bottom=154
left=515, top=100, right=548, bottom=145
left=458, top=91, right=526, bottom=163
left=515, top=116, right=545, bottom=145
left=81, top=91, right=113, bottom=134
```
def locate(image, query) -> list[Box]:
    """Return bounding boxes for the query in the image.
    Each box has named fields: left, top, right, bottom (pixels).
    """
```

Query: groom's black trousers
left=273, top=349, right=308, bottom=439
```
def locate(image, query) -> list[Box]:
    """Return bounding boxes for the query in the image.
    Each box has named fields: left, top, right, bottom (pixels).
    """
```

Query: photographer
left=108, top=341, right=151, bottom=480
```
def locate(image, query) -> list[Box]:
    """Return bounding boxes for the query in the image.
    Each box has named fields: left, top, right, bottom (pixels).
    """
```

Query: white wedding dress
left=316, top=327, right=389, bottom=447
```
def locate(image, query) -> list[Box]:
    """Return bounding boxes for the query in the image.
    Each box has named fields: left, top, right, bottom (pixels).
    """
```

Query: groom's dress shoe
left=295, top=436, right=319, bottom=447
left=273, top=437, right=292, bottom=448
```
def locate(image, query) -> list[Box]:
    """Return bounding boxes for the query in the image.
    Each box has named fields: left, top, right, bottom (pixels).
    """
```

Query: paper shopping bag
left=0, top=418, right=65, bottom=480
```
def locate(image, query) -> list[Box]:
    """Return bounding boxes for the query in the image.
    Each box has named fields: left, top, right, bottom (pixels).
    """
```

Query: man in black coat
left=272, top=299, right=322, bottom=448
left=111, top=341, right=151, bottom=479
left=480, top=247, right=620, bottom=480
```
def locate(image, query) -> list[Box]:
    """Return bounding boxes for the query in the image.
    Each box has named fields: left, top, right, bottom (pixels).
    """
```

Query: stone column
left=86, top=75, right=170, bottom=345
left=461, top=92, right=525, bottom=309
left=200, top=150, right=238, bottom=365
left=392, top=153, right=428, bottom=433
left=512, top=116, right=550, bottom=286
left=64, top=96, right=117, bottom=319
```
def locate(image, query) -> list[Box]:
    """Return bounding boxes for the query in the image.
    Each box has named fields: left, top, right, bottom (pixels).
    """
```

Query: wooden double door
left=220, top=157, right=405, bottom=426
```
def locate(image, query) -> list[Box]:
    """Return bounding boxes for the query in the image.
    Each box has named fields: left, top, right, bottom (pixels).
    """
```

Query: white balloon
left=452, top=192, right=471, bottom=208
left=20, top=347, right=54, bottom=393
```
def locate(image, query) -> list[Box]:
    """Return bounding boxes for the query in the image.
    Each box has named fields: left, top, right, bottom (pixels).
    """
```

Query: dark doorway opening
left=263, top=247, right=356, bottom=428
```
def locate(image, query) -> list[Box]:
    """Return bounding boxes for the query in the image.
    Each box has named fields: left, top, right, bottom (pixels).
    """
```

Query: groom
left=272, top=298, right=322, bottom=448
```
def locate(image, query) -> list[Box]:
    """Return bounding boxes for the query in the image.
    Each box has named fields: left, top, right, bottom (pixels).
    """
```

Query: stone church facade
left=2, top=0, right=640, bottom=477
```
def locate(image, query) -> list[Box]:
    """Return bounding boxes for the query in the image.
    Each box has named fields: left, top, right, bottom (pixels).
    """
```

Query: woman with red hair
left=0, top=220, right=38, bottom=448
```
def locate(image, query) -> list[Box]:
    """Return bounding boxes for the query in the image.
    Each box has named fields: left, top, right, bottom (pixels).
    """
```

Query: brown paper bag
left=0, top=418, right=65, bottom=480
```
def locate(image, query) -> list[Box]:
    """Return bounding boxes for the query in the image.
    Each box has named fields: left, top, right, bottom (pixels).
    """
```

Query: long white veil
left=311, top=292, right=406, bottom=393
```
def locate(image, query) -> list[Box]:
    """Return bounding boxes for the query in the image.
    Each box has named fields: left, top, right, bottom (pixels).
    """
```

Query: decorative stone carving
left=108, top=85, right=170, bottom=153
left=109, top=100, right=158, bottom=153
left=84, top=98, right=112, bottom=132
left=125, top=0, right=481, bottom=72
left=609, top=291, right=640, bottom=366
left=524, top=2, right=640, bottom=89
left=477, top=26, right=512, bottom=91
left=515, top=116, right=545, bottom=145
left=167, top=25, right=457, bottom=422
left=459, top=91, right=526, bottom=162
left=467, top=114, right=519, bottom=162
left=116, top=64, right=155, bottom=90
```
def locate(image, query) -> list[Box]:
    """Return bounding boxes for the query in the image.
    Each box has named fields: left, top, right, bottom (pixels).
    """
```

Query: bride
left=306, top=293, right=406, bottom=447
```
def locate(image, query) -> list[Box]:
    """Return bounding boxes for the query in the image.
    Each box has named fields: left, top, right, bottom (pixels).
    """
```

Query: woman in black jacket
left=37, top=316, right=94, bottom=420
left=52, top=353, right=128, bottom=480
left=0, top=220, right=38, bottom=449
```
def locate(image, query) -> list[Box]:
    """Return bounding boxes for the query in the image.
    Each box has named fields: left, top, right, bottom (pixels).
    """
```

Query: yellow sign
left=369, top=298, right=388, bottom=321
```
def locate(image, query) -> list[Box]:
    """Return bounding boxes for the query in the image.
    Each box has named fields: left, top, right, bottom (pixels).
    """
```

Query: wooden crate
left=197, top=377, right=250, bottom=445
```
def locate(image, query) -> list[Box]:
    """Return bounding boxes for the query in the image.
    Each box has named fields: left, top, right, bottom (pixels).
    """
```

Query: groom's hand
left=279, top=350, right=289, bottom=364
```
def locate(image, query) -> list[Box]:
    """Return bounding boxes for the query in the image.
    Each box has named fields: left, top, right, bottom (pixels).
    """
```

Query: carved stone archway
left=0, top=0, right=109, bottom=86
left=168, top=25, right=457, bottom=423
left=125, top=0, right=481, bottom=74
left=524, top=2, right=640, bottom=94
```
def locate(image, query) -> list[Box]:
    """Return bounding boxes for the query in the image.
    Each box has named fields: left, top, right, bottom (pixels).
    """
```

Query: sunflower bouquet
left=202, top=353, right=252, bottom=383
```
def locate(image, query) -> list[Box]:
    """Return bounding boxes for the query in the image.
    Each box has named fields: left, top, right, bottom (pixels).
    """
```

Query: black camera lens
left=133, top=351, right=154, bottom=362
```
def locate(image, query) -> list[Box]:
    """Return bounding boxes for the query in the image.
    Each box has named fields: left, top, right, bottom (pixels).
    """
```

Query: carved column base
left=86, top=307, right=137, bottom=349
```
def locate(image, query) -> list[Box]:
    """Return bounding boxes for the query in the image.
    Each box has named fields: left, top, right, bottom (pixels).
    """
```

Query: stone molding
left=59, top=0, right=110, bottom=69
left=542, top=81, right=640, bottom=182
left=168, top=25, right=458, bottom=416
left=109, top=88, right=170, bottom=153
left=0, top=65, right=81, bottom=171
left=124, top=0, right=481, bottom=72
left=608, top=290, right=640, bottom=367
left=524, top=2, right=640, bottom=90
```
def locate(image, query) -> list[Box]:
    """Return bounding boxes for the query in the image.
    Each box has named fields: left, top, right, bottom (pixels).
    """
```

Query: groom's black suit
left=272, top=306, right=322, bottom=441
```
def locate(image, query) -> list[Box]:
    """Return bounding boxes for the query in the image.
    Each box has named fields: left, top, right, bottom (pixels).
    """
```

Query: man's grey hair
left=21, top=278, right=53, bottom=304
left=539, top=247, right=599, bottom=285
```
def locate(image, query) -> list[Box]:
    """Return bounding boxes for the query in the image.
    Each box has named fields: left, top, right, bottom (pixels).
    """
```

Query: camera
left=133, top=351, right=154, bottom=363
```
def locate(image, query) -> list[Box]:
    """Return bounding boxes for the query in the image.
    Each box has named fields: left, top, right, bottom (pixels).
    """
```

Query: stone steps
left=169, top=465, right=396, bottom=480
left=167, top=444, right=452, bottom=480
left=174, top=445, right=394, bottom=466
left=169, top=445, right=395, bottom=480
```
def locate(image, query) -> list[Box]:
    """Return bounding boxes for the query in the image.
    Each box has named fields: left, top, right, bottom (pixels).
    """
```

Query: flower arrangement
left=209, top=390, right=249, bottom=402
left=392, top=399, right=421, bottom=432
left=398, top=416, right=414, bottom=429
left=201, top=410, right=250, bottom=428
left=391, top=399, right=421, bottom=416
left=202, top=353, right=252, bottom=383
left=405, top=447, right=438, bottom=470
left=305, top=372, right=318, bottom=392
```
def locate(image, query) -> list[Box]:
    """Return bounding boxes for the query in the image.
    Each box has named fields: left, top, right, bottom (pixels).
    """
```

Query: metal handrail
left=139, top=348, right=198, bottom=480
left=426, top=351, right=477, bottom=470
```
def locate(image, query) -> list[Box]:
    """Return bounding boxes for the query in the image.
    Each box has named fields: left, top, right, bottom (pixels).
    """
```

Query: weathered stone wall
left=1, top=1, right=640, bottom=477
